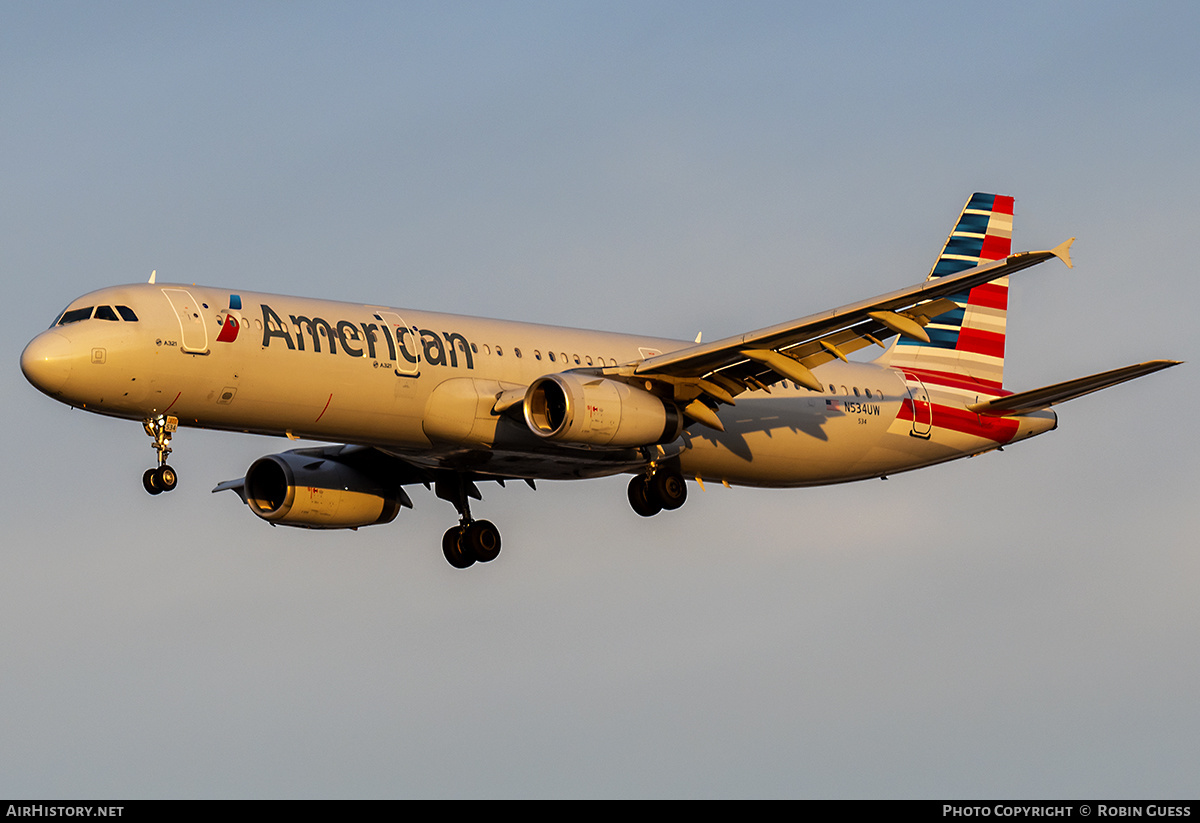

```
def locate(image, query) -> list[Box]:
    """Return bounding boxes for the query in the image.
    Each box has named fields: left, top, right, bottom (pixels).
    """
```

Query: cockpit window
left=51, top=304, right=139, bottom=327
left=57, top=307, right=94, bottom=325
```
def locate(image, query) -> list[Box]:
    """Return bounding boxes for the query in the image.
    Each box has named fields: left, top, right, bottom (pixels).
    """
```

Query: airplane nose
left=21, top=331, right=74, bottom=395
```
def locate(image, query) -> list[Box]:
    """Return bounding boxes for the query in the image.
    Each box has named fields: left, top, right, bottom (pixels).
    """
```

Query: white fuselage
left=21, top=283, right=1057, bottom=488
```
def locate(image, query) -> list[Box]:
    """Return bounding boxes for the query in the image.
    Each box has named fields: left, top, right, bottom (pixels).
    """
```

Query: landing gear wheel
left=143, top=468, right=163, bottom=495
left=442, top=526, right=475, bottom=569
left=156, top=465, right=178, bottom=492
left=466, top=520, right=502, bottom=563
left=651, top=471, right=687, bottom=510
left=434, top=475, right=505, bottom=568
left=144, top=465, right=178, bottom=495
left=628, top=475, right=662, bottom=517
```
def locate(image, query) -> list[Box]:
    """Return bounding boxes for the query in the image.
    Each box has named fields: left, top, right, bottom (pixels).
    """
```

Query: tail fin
left=882, top=193, right=1014, bottom=393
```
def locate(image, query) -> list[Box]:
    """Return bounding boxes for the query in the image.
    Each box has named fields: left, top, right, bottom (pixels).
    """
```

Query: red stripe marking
left=993, top=195, right=1015, bottom=215
left=967, top=282, right=1008, bottom=310
left=163, top=391, right=182, bottom=413
left=935, top=403, right=1019, bottom=443
left=896, top=400, right=1019, bottom=444
left=900, top=367, right=1005, bottom=394
left=956, top=328, right=1006, bottom=359
left=314, top=393, right=333, bottom=423
left=978, top=232, right=1011, bottom=261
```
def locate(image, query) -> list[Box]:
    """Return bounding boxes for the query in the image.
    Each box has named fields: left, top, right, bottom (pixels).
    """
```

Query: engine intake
left=523, top=373, right=682, bottom=448
left=242, top=452, right=402, bottom=529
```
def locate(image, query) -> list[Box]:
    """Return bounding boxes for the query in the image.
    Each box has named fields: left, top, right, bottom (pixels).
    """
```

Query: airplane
left=20, top=193, right=1179, bottom=569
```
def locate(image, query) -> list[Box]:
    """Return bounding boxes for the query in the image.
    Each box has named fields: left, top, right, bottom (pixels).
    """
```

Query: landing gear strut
left=628, top=465, right=687, bottom=517
left=142, top=415, right=179, bottom=495
left=436, top=475, right=502, bottom=569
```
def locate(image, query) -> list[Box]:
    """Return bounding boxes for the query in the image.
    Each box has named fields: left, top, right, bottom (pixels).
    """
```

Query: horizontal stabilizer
left=968, top=360, right=1181, bottom=416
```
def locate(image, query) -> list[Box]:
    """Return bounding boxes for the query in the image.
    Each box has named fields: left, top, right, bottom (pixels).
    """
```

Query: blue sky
left=3, top=1, right=1197, bottom=798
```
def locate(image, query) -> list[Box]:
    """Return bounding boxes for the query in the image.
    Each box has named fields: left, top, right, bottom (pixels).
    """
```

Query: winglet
left=1050, top=237, right=1074, bottom=269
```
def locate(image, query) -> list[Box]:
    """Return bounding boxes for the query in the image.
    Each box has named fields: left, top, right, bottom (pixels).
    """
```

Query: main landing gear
left=436, top=475, right=502, bottom=569
left=142, top=415, right=179, bottom=495
left=627, top=465, right=688, bottom=517
left=442, top=520, right=502, bottom=569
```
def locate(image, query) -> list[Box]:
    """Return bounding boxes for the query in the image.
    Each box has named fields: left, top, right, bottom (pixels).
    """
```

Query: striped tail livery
left=883, top=192, right=1015, bottom=394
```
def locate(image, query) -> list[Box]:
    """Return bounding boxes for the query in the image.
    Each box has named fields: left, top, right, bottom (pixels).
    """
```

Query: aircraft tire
left=157, top=465, right=178, bottom=492
left=442, top=526, right=476, bottom=569
left=651, top=471, right=687, bottom=511
left=143, top=468, right=163, bottom=495
left=628, top=476, right=662, bottom=517
left=467, top=520, right=502, bottom=563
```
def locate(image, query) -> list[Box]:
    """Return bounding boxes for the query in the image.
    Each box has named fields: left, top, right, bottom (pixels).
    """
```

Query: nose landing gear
left=142, top=415, right=179, bottom=495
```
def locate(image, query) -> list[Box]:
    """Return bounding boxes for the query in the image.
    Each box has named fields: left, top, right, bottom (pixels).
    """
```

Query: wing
left=615, top=239, right=1075, bottom=430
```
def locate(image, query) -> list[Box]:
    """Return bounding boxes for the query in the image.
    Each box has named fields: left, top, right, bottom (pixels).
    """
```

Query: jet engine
left=239, top=451, right=403, bottom=529
left=523, top=373, right=683, bottom=448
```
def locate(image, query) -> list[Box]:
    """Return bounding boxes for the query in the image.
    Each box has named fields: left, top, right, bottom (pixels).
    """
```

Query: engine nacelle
left=523, top=373, right=683, bottom=448
left=242, top=452, right=402, bottom=529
